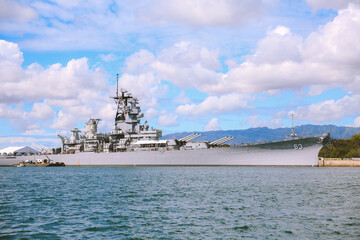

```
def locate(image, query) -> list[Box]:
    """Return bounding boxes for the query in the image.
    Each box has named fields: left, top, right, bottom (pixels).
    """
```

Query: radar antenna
left=289, top=113, right=297, bottom=138
left=116, top=73, right=119, bottom=98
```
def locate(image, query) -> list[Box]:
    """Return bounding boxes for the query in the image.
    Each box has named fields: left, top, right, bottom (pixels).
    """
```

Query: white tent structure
left=0, top=146, right=39, bottom=156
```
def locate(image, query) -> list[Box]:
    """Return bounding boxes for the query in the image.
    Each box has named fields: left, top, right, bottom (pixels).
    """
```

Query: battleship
left=2, top=76, right=330, bottom=166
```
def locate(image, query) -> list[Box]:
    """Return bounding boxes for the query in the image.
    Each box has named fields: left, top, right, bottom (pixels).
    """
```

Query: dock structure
left=178, top=133, right=202, bottom=142
left=318, top=157, right=360, bottom=167
left=210, top=136, right=235, bottom=146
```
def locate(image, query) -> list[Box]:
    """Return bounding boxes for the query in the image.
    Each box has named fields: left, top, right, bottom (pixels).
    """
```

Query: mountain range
left=162, top=125, right=360, bottom=145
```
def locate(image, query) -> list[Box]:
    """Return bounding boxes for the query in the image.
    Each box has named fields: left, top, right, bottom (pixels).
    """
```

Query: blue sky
left=1, top=0, right=360, bottom=148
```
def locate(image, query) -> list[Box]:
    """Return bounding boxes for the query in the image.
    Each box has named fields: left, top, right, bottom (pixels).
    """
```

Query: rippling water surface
left=1, top=167, right=360, bottom=239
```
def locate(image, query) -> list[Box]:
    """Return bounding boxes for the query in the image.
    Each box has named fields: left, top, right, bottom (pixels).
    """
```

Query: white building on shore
left=0, top=146, right=39, bottom=156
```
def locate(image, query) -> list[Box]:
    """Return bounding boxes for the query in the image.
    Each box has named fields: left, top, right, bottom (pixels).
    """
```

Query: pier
left=318, top=157, right=360, bottom=167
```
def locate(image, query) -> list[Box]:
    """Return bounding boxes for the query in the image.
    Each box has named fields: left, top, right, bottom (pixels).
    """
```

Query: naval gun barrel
left=178, top=133, right=202, bottom=142
left=210, top=136, right=235, bottom=146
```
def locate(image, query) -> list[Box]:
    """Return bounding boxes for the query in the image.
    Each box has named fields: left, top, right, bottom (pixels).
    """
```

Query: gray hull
left=2, top=136, right=325, bottom=166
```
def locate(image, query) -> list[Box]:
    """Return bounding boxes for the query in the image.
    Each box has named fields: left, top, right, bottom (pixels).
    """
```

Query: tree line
left=319, top=133, right=360, bottom=158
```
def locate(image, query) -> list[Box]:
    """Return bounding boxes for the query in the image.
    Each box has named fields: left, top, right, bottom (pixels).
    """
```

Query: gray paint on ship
left=4, top=140, right=323, bottom=167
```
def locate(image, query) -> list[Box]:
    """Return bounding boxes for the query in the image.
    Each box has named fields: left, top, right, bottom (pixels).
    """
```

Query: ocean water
left=0, top=167, right=359, bottom=239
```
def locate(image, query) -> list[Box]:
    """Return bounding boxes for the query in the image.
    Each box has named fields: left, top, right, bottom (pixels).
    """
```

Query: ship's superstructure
left=58, top=91, right=164, bottom=154
left=57, top=75, right=236, bottom=154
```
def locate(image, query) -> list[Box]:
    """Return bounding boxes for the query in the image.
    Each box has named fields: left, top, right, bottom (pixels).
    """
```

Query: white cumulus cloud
left=353, top=116, right=360, bottom=127
left=204, top=4, right=360, bottom=96
left=204, top=118, right=221, bottom=131
left=293, top=95, right=360, bottom=123
left=0, top=39, right=113, bottom=132
left=28, top=101, right=56, bottom=122
left=306, top=0, right=360, bottom=10
left=158, top=112, right=178, bottom=126
left=145, top=108, right=159, bottom=121
left=0, top=40, right=107, bottom=104
left=176, top=93, right=254, bottom=116
left=0, top=0, right=37, bottom=22
left=139, top=0, right=267, bottom=27
left=118, top=73, right=168, bottom=108
left=246, top=115, right=283, bottom=129
left=119, top=4, right=360, bottom=103
left=99, top=53, right=118, bottom=62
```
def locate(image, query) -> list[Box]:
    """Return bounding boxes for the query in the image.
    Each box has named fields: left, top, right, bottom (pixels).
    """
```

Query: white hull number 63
left=294, top=144, right=303, bottom=150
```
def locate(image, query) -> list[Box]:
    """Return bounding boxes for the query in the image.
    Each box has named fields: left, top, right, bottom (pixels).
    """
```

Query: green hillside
left=319, top=133, right=360, bottom=158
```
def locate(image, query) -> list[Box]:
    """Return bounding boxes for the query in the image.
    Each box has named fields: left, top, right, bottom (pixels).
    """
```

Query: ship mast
left=290, top=113, right=297, bottom=138
left=111, top=74, right=124, bottom=124
left=111, top=74, right=132, bottom=126
left=116, top=73, right=119, bottom=98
